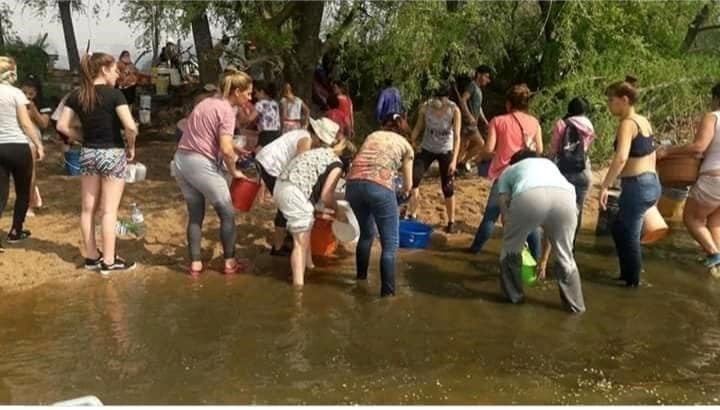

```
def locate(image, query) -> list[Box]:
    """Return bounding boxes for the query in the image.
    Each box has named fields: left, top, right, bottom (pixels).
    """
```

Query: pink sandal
left=223, top=258, right=250, bottom=275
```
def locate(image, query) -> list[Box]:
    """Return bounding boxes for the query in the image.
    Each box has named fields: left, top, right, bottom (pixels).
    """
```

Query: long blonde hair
left=218, top=68, right=252, bottom=98
left=0, top=56, right=18, bottom=85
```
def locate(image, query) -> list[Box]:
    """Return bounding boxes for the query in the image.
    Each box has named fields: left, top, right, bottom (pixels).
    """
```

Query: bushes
left=0, top=40, right=51, bottom=81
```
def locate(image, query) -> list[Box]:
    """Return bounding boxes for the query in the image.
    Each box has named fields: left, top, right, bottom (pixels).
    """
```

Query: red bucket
left=230, top=178, right=261, bottom=212
left=311, top=218, right=337, bottom=257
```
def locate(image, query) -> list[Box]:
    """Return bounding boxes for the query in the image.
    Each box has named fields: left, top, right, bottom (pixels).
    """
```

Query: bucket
left=155, top=75, right=170, bottom=96
left=230, top=177, right=261, bottom=212
left=139, top=94, right=151, bottom=110
left=139, top=109, right=151, bottom=124
left=331, top=200, right=360, bottom=243
left=521, top=247, right=537, bottom=287
left=657, top=156, right=701, bottom=187
left=658, top=186, right=689, bottom=219
left=399, top=220, right=433, bottom=249
left=641, top=205, right=670, bottom=245
left=169, top=68, right=182, bottom=86
left=64, top=149, right=81, bottom=176
left=595, top=189, right=620, bottom=236
left=311, top=218, right=338, bottom=256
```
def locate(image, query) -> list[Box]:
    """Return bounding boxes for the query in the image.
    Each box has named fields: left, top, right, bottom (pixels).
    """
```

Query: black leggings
left=257, top=162, right=287, bottom=228
left=412, top=149, right=455, bottom=198
left=0, top=144, right=33, bottom=233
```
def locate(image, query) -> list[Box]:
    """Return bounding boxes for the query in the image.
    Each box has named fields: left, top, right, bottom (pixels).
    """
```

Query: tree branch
left=698, top=24, right=720, bottom=33
left=321, top=3, right=362, bottom=55
left=268, top=2, right=297, bottom=28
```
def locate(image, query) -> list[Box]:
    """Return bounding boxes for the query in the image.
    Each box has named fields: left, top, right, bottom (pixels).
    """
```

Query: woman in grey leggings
left=173, top=69, right=253, bottom=276
left=498, top=150, right=585, bottom=313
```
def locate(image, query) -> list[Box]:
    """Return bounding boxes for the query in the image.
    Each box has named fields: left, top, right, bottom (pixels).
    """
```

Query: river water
left=1, top=233, right=720, bottom=404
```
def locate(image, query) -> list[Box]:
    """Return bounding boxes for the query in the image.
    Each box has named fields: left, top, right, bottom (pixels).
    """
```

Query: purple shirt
left=178, top=95, right=236, bottom=161
left=375, top=87, right=403, bottom=124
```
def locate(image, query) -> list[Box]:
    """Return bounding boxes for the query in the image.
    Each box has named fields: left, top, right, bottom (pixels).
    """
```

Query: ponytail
left=218, top=68, right=252, bottom=99
left=79, top=52, right=115, bottom=112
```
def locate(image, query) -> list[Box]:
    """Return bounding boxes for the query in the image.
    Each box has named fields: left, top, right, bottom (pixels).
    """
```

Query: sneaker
left=84, top=250, right=104, bottom=270
left=704, top=253, right=720, bottom=268
left=7, top=229, right=31, bottom=244
left=445, top=222, right=456, bottom=234
left=99, top=257, right=136, bottom=276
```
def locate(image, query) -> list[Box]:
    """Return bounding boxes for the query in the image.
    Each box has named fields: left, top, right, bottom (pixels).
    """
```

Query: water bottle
left=394, top=176, right=409, bottom=204
left=130, top=203, right=146, bottom=237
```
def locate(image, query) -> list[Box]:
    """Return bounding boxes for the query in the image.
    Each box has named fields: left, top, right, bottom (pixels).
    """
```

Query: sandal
left=223, top=258, right=251, bottom=275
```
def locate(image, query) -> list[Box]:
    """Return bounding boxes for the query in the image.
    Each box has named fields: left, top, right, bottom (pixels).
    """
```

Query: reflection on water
left=1, top=233, right=720, bottom=404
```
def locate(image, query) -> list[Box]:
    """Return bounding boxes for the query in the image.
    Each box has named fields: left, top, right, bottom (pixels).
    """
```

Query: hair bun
left=625, top=75, right=638, bottom=87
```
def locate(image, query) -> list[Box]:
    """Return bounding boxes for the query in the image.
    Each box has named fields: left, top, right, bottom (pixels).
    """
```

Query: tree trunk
left=191, top=9, right=218, bottom=85
left=681, top=4, right=711, bottom=52
left=446, top=0, right=465, bottom=13
left=58, top=0, right=80, bottom=71
left=286, top=1, right=325, bottom=106
left=152, top=5, right=161, bottom=60
left=537, top=0, right=566, bottom=87
left=0, top=16, right=5, bottom=49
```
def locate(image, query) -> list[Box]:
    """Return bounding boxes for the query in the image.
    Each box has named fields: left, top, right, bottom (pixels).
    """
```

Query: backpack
left=557, top=120, right=586, bottom=173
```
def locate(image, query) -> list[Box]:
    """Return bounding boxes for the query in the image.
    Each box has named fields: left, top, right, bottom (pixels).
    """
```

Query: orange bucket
left=311, top=218, right=337, bottom=256
left=230, top=178, right=261, bottom=212
left=641, top=205, right=669, bottom=245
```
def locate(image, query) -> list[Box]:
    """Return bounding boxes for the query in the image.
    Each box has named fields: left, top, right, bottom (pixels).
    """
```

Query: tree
left=121, top=1, right=181, bottom=62
left=24, top=0, right=82, bottom=71
left=190, top=8, right=217, bottom=85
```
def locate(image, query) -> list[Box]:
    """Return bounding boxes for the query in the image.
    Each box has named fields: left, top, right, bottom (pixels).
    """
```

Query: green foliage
left=0, top=37, right=51, bottom=81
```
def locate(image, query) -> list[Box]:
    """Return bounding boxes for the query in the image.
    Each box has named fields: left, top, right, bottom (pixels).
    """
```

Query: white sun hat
left=309, top=117, right=340, bottom=146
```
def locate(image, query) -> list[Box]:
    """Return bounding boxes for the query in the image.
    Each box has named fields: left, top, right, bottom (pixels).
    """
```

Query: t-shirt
left=256, top=129, right=312, bottom=177
left=498, top=157, right=575, bottom=199
left=0, top=84, right=31, bottom=145
left=348, top=131, right=414, bottom=190
left=487, top=112, right=540, bottom=181
left=550, top=116, right=595, bottom=156
left=281, top=97, right=304, bottom=121
left=464, top=81, right=483, bottom=121
left=255, top=99, right=280, bottom=131
left=279, top=147, right=342, bottom=203
left=178, top=95, right=236, bottom=161
left=421, top=101, right=457, bottom=154
left=65, top=85, right=128, bottom=149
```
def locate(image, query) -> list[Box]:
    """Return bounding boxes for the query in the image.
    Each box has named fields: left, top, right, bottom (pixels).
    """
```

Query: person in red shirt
left=333, top=81, right=354, bottom=138
left=325, top=93, right=350, bottom=141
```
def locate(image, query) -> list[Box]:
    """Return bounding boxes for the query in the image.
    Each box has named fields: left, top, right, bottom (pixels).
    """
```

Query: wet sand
left=0, top=132, right=608, bottom=294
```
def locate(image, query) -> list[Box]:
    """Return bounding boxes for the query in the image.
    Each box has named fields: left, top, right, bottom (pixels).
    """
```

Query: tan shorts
left=689, top=175, right=720, bottom=208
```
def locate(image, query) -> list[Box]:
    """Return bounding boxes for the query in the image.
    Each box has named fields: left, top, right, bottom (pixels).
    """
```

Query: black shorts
left=258, top=130, right=282, bottom=147
left=412, top=149, right=455, bottom=198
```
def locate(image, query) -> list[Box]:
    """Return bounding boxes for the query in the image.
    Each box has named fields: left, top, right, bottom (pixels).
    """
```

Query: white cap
left=309, top=117, right=339, bottom=146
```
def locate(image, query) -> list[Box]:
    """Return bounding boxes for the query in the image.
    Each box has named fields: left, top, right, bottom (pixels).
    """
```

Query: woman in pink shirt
left=173, top=69, right=253, bottom=276
left=468, top=84, right=543, bottom=256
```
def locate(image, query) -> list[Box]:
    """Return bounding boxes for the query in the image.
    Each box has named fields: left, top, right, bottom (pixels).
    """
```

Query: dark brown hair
left=506, top=84, right=530, bottom=110
left=79, top=52, right=115, bottom=111
left=606, top=76, right=639, bottom=105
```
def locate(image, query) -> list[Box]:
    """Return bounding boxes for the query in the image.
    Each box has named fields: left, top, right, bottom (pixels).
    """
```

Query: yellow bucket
left=155, top=75, right=170, bottom=96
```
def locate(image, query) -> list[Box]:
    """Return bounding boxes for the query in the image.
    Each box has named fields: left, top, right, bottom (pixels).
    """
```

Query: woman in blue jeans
left=346, top=113, right=414, bottom=296
left=600, top=77, right=660, bottom=288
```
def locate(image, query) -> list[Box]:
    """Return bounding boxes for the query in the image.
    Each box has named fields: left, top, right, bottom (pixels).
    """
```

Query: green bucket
left=521, top=248, right=537, bottom=287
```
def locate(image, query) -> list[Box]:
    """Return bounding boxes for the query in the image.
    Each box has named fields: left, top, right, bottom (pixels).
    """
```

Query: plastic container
left=230, top=177, right=261, bottom=212
left=125, top=162, right=147, bottom=183
left=658, top=186, right=689, bottom=219
left=139, top=94, right=152, bottom=110
left=595, top=189, right=620, bottom=236
left=64, top=149, right=82, bottom=176
left=52, top=395, right=103, bottom=406
left=155, top=75, right=170, bottom=96
left=521, top=247, right=537, bottom=287
left=399, top=220, right=433, bottom=249
left=477, top=159, right=492, bottom=178
left=657, top=156, right=701, bottom=187
left=311, top=218, right=337, bottom=256
left=641, top=205, right=669, bottom=245
left=332, top=200, right=359, bottom=243
left=139, top=109, right=151, bottom=124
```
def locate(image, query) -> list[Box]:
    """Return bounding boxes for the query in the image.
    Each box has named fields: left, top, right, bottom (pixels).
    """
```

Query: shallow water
left=1, top=232, right=720, bottom=404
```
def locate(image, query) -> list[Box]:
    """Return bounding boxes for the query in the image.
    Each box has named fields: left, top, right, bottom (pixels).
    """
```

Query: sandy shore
left=0, top=132, right=609, bottom=294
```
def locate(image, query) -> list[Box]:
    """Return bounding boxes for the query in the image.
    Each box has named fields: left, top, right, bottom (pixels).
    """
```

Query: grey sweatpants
left=173, top=151, right=237, bottom=261
left=500, top=187, right=586, bottom=313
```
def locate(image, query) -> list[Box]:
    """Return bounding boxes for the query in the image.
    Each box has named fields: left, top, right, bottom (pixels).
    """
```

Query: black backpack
left=557, top=120, right=586, bottom=173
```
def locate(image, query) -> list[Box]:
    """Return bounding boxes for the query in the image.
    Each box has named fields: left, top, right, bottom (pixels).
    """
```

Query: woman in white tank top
left=658, top=83, right=720, bottom=270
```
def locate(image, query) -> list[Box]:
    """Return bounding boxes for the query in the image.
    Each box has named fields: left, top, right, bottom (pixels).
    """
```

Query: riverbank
left=1, top=133, right=610, bottom=295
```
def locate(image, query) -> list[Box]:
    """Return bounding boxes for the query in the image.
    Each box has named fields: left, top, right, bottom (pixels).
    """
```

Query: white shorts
left=273, top=181, right=315, bottom=233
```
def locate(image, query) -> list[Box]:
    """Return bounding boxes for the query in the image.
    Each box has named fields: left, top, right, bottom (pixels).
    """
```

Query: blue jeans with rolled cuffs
left=611, top=172, right=661, bottom=287
left=346, top=180, right=399, bottom=297
left=470, top=181, right=542, bottom=259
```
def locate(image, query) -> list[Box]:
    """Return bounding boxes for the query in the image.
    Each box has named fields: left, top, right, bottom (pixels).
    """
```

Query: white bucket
left=170, top=160, right=176, bottom=177
left=169, top=68, right=182, bottom=86
left=139, top=94, right=151, bottom=110
left=125, top=162, right=147, bottom=183
left=332, top=200, right=359, bottom=243
left=139, top=109, right=151, bottom=124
